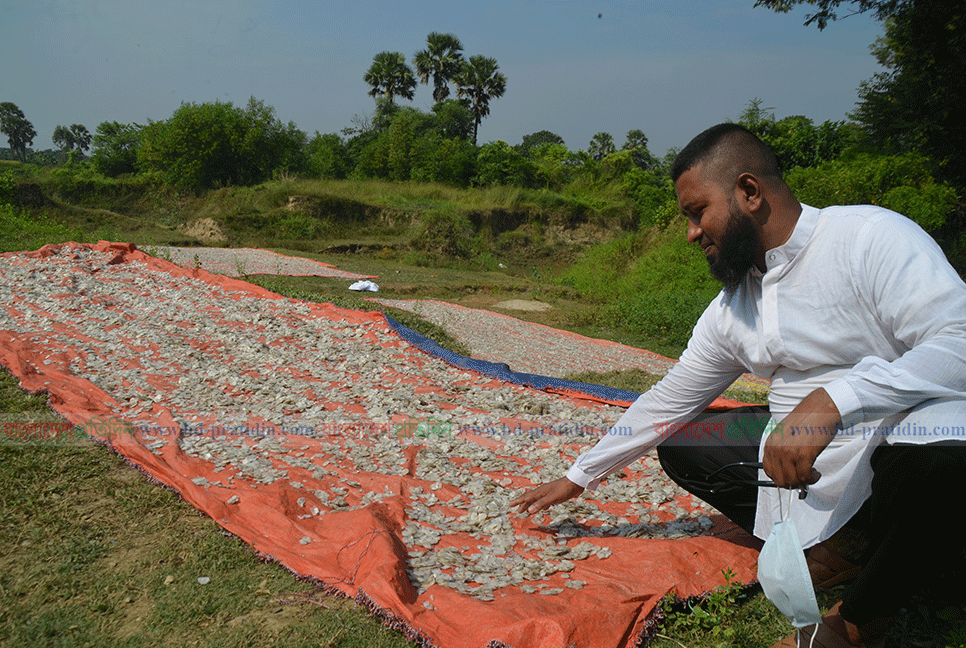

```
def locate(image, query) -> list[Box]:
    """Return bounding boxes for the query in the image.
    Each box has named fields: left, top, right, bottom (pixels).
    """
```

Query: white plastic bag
left=348, top=280, right=379, bottom=292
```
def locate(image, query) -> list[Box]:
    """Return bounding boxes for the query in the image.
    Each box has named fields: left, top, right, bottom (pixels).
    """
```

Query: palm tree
left=454, top=55, right=507, bottom=145
left=363, top=51, right=417, bottom=105
left=413, top=32, right=464, bottom=103
left=588, top=132, right=616, bottom=161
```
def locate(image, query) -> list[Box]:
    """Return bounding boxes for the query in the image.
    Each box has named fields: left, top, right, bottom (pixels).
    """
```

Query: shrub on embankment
left=558, top=219, right=721, bottom=351
left=0, top=171, right=85, bottom=253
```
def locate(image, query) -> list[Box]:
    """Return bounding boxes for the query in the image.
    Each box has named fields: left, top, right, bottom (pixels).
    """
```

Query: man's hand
left=510, top=477, right=583, bottom=516
left=763, top=388, right=842, bottom=489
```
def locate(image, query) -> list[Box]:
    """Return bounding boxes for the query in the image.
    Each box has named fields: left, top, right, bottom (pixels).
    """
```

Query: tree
left=71, top=124, right=92, bottom=153
left=736, top=100, right=855, bottom=172
left=52, top=124, right=92, bottom=155
left=530, top=143, right=580, bottom=189
left=621, top=129, right=656, bottom=169
left=0, top=102, right=37, bottom=162
left=364, top=51, right=417, bottom=105
left=851, top=1, right=966, bottom=187
left=237, top=97, right=306, bottom=180
left=784, top=151, right=957, bottom=233
left=432, top=99, right=474, bottom=140
left=517, top=130, right=565, bottom=158
left=306, top=132, right=350, bottom=179
left=474, top=141, right=536, bottom=187
left=588, top=132, right=615, bottom=161
left=756, top=0, right=966, bottom=188
left=753, top=0, right=900, bottom=30
left=454, top=55, right=507, bottom=145
left=139, top=97, right=305, bottom=191
left=413, top=33, right=464, bottom=102
left=52, top=125, right=71, bottom=153
left=90, top=121, right=141, bottom=176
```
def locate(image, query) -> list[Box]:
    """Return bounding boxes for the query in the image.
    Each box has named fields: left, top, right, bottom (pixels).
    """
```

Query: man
left=511, top=123, right=966, bottom=647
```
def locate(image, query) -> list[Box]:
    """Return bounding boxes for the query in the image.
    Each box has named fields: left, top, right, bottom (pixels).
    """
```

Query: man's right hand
left=510, top=477, right=583, bottom=516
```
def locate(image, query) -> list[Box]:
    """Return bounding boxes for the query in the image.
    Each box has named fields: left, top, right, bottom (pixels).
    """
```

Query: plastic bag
left=348, top=280, right=379, bottom=292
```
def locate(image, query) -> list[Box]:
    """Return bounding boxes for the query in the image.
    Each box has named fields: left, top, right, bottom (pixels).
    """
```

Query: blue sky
left=0, top=0, right=885, bottom=157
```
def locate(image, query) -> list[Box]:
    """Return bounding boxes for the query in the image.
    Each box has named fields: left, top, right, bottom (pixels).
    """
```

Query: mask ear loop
left=780, top=487, right=819, bottom=648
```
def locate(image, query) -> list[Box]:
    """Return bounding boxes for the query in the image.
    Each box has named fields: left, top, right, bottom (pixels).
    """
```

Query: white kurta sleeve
left=821, top=212, right=966, bottom=430
left=566, top=299, right=746, bottom=490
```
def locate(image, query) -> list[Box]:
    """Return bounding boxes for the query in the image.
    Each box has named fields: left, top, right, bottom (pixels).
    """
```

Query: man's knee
left=871, top=441, right=966, bottom=491
left=656, top=441, right=694, bottom=483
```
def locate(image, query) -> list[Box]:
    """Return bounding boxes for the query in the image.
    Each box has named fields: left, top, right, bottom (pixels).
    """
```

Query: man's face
left=675, top=165, right=760, bottom=294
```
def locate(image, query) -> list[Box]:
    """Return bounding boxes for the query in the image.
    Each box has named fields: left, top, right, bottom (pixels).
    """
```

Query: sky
left=0, top=0, right=886, bottom=158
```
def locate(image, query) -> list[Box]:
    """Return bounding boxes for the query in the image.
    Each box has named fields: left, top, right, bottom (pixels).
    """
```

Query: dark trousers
left=656, top=408, right=966, bottom=625
left=656, top=406, right=769, bottom=534
left=838, top=441, right=966, bottom=624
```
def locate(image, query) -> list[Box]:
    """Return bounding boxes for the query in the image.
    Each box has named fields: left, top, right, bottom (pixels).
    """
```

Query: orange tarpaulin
left=0, top=242, right=760, bottom=648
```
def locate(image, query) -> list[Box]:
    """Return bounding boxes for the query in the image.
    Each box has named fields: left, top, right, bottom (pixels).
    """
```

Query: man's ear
left=736, top=173, right=764, bottom=212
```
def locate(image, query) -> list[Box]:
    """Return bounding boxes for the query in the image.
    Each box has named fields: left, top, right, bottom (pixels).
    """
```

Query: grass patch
left=564, top=368, right=769, bottom=405
left=0, top=203, right=88, bottom=253
left=651, top=570, right=796, bottom=648
left=0, top=437, right=414, bottom=648
left=564, top=369, right=665, bottom=394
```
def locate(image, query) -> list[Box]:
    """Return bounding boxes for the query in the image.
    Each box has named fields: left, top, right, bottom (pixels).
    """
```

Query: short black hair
left=670, top=123, right=782, bottom=185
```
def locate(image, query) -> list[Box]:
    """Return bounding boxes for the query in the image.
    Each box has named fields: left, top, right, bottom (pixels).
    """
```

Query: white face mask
left=757, top=493, right=822, bottom=629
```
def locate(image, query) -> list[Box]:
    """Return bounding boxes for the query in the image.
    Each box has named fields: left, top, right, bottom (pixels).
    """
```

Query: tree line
left=1, top=6, right=962, bottom=247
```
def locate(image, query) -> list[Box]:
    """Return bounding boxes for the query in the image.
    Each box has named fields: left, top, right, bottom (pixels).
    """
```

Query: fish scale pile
left=0, top=245, right=715, bottom=602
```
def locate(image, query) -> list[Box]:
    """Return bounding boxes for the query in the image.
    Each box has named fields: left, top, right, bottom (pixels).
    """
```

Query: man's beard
left=708, top=199, right=758, bottom=296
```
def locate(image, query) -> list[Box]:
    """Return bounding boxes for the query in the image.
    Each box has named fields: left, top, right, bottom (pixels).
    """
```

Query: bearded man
left=512, top=123, right=966, bottom=647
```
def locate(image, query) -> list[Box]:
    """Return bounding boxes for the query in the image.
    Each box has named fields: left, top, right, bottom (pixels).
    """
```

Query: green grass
left=558, top=221, right=722, bottom=351
left=0, top=203, right=87, bottom=253
left=0, top=443, right=413, bottom=648
left=564, top=368, right=769, bottom=405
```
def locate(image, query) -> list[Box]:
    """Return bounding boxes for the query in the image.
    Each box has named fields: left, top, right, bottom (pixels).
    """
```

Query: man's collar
left=762, top=203, right=819, bottom=272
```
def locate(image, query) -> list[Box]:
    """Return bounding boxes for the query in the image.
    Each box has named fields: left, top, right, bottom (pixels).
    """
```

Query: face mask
left=757, top=492, right=822, bottom=630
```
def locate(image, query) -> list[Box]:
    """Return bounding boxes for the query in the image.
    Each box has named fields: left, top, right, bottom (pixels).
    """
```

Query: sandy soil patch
left=492, top=299, right=553, bottom=312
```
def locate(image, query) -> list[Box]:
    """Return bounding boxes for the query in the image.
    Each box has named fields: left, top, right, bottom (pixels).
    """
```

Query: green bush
left=880, top=182, right=957, bottom=233
left=559, top=233, right=641, bottom=294
left=785, top=152, right=957, bottom=232
left=0, top=170, right=12, bottom=204
left=529, top=143, right=581, bottom=190
left=411, top=136, right=477, bottom=187
left=275, top=213, right=327, bottom=240
left=305, top=132, right=350, bottom=179
left=409, top=206, right=475, bottom=259
left=35, top=164, right=159, bottom=212
left=353, top=110, right=430, bottom=182
left=474, top=141, right=536, bottom=187
left=90, top=121, right=141, bottom=177
left=138, top=97, right=305, bottom=192
left=602, top=289, right=719, bottom=349
left=0, top=203, right=85, bottom=253
left=560, top=221, right=719, bottom=349
left=351, top=107, right=477, bottom=187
